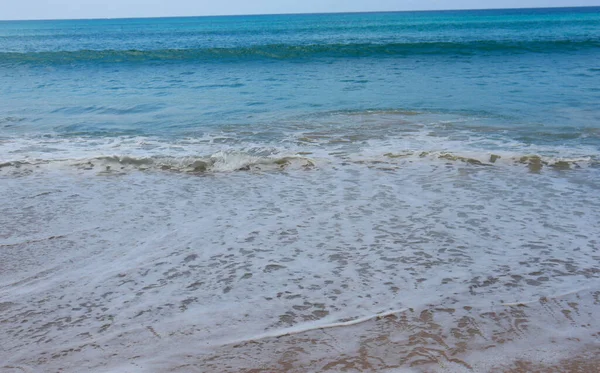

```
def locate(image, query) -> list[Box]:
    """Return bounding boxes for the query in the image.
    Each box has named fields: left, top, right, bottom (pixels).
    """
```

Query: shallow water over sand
left=1, top=156, right=599, bottom=371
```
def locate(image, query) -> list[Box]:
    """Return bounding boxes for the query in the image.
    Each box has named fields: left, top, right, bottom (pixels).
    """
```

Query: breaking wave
left=0, top=151, right=316, bottom=175
left=1, top=149, right=598, bottom=177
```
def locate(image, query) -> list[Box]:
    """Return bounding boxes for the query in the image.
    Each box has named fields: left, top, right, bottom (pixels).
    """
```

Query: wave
left=0, top=152, right=316, bottom=175
left=1, top=150, right=597, bottom=177
left=378, top=151, right=597, bottom=173
left=2, top=39, right=599, bottom=65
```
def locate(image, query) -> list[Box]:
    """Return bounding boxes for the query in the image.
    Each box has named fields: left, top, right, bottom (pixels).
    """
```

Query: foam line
left=226, top=308, right=409, bottom=346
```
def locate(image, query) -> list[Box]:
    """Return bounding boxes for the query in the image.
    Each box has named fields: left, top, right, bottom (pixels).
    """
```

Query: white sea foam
left=1, top=121, right=598, bottom=178
left=2, top=111, right=599, bottom=168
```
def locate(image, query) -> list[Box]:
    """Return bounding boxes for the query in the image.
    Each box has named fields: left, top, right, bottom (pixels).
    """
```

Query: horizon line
left=0, top=5, right=598, bottom=22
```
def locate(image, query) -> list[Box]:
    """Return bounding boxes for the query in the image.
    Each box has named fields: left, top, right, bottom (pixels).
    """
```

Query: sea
left=1, top=7, right=600, bottom=372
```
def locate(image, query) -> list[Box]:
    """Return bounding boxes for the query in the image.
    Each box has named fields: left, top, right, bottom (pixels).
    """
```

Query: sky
left=1, top=0, right=599, bottom=20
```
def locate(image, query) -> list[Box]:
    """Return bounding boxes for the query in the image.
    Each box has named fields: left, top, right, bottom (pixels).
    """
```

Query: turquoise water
left=1, top=7, right=600, bottom=145
left=2, top=8, right=600, bottom=372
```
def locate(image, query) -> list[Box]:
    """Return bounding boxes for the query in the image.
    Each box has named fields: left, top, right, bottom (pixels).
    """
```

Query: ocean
left=1, top=7, right=600, bottom=372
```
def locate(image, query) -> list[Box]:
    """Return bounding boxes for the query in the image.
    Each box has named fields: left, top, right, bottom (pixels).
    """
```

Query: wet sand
left=160, top=290, right=600, bottom=372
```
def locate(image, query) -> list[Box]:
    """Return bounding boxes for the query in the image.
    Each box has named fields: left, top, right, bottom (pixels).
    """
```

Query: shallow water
left=1, top=7, right=600, bottom=372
